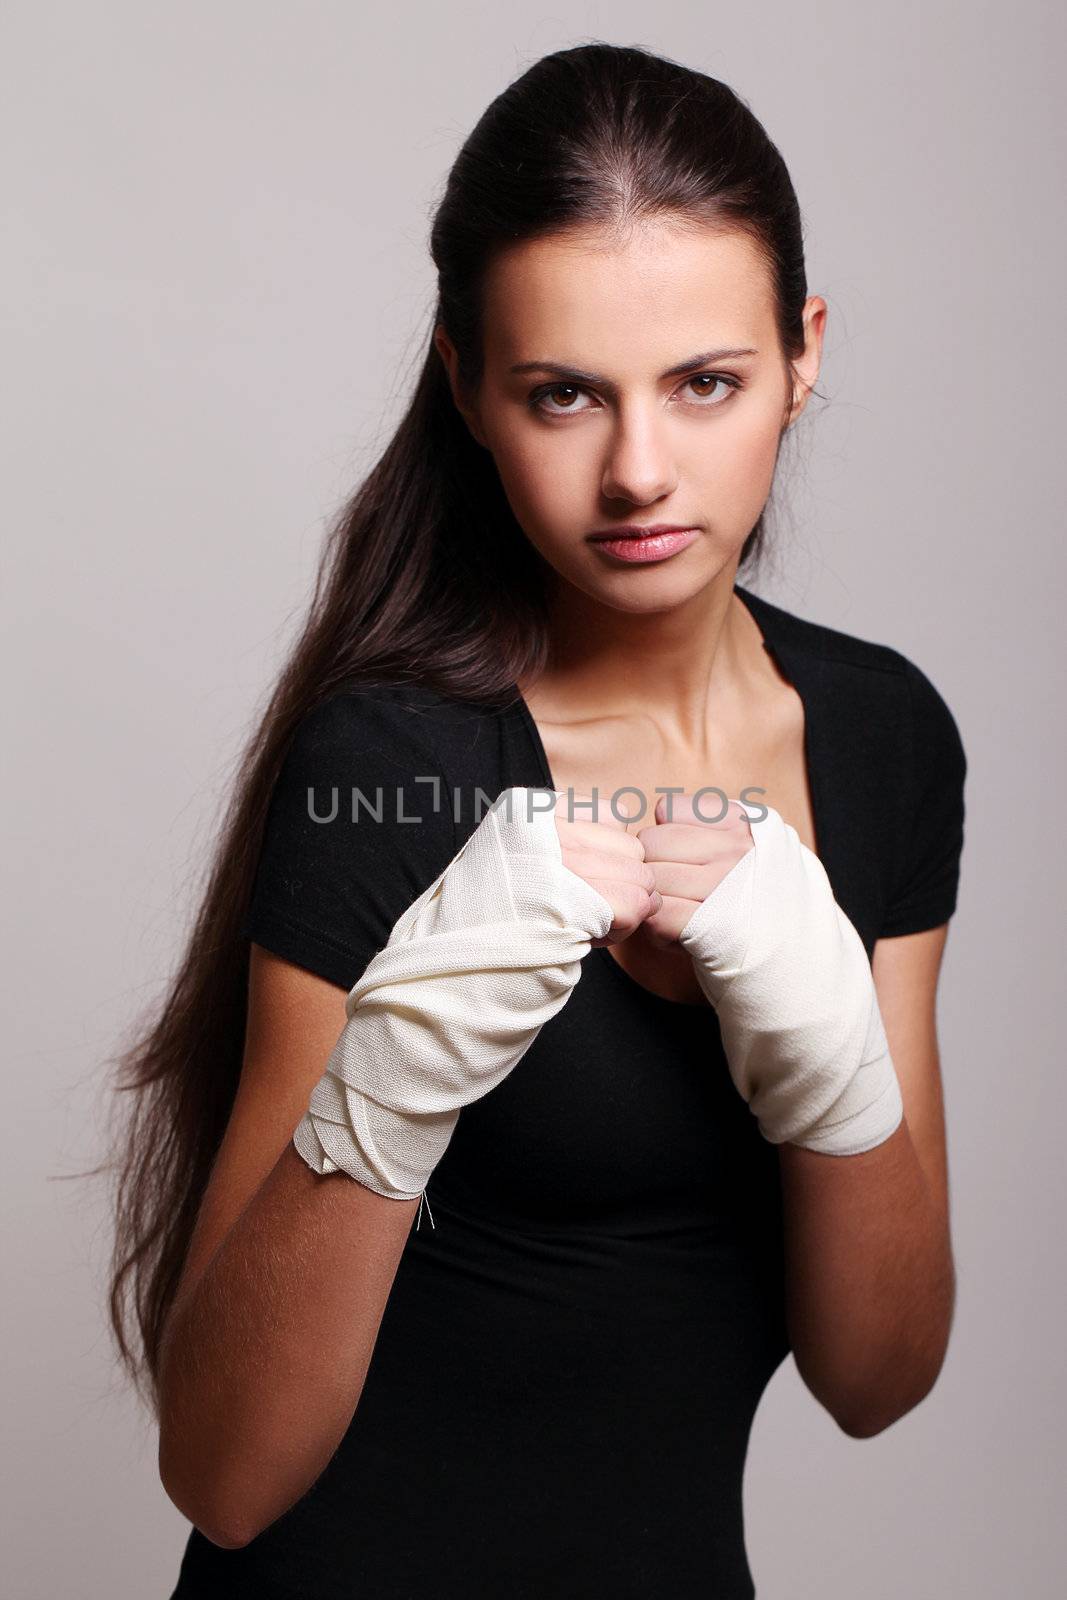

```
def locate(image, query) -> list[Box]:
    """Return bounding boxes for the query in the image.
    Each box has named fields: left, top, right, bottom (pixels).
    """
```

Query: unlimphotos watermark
left=304, top=780, right=768, bottom=827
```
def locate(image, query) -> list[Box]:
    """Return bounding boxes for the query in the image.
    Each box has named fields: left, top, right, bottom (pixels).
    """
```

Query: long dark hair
left=92, top=40, right=814, bottom=1419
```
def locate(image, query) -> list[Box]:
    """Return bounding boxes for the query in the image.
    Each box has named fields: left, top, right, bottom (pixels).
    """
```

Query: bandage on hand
left=292, top=786, right=615, bottom=1200
left=677, top=800, right=903, bottom=1157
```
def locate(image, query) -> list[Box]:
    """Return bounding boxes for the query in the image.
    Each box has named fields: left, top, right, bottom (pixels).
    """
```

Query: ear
left=433, top=324, right=489, bottom=450
left=784, top=295, right=826, bottom=426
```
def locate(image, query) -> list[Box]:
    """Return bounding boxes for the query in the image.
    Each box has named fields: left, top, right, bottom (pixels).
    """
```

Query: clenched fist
left=551, top=790, right=663, bottom=948
left=633, top=791, right=756, bottom=948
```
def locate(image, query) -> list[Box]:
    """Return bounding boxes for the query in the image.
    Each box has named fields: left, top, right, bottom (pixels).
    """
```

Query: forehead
left=481, top=221, right=776, bottom=368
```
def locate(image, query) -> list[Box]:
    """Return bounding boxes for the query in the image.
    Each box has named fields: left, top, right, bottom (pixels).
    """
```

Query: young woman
left=106, top=42, right=966, bottom=1599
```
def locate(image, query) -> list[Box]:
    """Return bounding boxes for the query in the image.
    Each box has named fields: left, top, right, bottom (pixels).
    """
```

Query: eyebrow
left=508, top=347, right=759, bottom=392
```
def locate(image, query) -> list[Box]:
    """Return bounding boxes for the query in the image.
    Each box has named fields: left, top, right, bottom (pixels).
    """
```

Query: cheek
left=489, top=426, right=585, bottom=527
left=697, top=405, right=784, bottom=520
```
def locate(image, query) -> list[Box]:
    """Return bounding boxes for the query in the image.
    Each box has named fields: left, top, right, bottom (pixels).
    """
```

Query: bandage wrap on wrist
left=292, top=786, right=614, bottom=1200
left=678, top=802, right=903, bottom=1156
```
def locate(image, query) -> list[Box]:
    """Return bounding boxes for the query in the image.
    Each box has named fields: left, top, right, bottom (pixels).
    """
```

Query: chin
left=575, top=559, right=726, bottom=612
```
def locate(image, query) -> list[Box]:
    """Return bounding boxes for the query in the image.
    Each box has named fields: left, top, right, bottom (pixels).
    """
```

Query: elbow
left=827, top=1350, right=949, bottom=1440
left=160, top=1475, right=256, bottom=1551
left=796, top=1283, right=955, bottom=1441
left=159, top=1434, right=257, bottom=1551
left=159, top=1412, right=338, bottom=1549
left=834, top=1402, right=900, bottom=1440
left=195, top=1517, right=255, bottom=1553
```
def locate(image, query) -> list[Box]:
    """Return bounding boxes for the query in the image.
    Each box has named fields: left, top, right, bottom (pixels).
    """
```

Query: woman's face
left=437, top=219, right=823, bottom=613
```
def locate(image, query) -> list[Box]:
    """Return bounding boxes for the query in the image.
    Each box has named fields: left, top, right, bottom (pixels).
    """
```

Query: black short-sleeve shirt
left=171, top=582, right=967, bottom=1600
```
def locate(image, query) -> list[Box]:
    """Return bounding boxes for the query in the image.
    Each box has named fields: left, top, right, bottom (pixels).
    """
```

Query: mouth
left=587, top=526, right=700, bottom=563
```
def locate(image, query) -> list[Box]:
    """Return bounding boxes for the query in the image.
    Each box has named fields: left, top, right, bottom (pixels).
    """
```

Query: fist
left=552, top=791, right=662, bottom=948
left=636, top=792, right=755, bottom=948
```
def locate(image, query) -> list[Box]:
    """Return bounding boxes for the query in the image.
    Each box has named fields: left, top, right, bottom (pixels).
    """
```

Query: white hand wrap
left=292, top=787, right=614, bottom=1200
left=678, top=802, right=903, bottom=1156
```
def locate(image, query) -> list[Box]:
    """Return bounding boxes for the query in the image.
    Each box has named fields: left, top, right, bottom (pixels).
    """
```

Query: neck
left=531, top=562, right=768, bottom=745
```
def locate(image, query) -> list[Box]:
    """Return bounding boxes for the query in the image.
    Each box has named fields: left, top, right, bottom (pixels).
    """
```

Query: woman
left=106, top=42, right=966, bottom=1598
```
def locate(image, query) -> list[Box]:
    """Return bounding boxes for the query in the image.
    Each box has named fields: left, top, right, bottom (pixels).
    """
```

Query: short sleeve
left=878, top=659, right=968, bottom=938
left=239, top=687, right=459, bottom=990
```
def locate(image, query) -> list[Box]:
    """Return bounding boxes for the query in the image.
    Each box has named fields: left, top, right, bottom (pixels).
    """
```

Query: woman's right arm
left=157, top=943, right=421, bottom=1551
left=159, top=784, right=652, bottom=1548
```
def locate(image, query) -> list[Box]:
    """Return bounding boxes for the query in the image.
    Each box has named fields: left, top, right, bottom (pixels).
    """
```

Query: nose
left=599, top=404, right=679, bottom=506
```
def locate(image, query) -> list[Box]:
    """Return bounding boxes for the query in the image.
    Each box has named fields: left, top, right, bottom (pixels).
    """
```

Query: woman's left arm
left=778, top=922, right=955, bottom=1438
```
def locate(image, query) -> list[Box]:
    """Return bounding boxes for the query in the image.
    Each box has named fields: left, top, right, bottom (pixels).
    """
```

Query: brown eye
left=529, top=383, right=593, bottom=416
left=686, top=374, right=740, bottom=404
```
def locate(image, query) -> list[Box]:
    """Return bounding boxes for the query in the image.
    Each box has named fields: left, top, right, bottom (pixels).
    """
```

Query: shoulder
left=737, top=583, right=965, bottom=767
left=243, top=680, right=516, bottom=989
left=282, top=678, right=509, bottom=783
left=737, top=585, right=968, bottom=937
left=738, top=581, right=917, bottom=677
left=275, top=677, right=527, bottom=854
left=286, top=678, right=468, bottom=753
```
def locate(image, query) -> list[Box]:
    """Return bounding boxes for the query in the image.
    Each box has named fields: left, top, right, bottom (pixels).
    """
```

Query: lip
left=587, top=525, right=700, bottom=564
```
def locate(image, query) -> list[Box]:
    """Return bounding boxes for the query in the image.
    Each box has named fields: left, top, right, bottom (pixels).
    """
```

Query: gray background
left=5, top=2, right=1064, bottom=1594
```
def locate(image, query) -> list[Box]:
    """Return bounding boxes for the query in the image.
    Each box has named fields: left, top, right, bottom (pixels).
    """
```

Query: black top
left=170, top=583, right=967, bottom=1599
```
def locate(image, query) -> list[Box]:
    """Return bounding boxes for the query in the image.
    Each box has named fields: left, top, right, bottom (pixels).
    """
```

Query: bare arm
left=157, top=946, right=419, bottom=1549
left=778, top=923, right=956, bottom=1437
